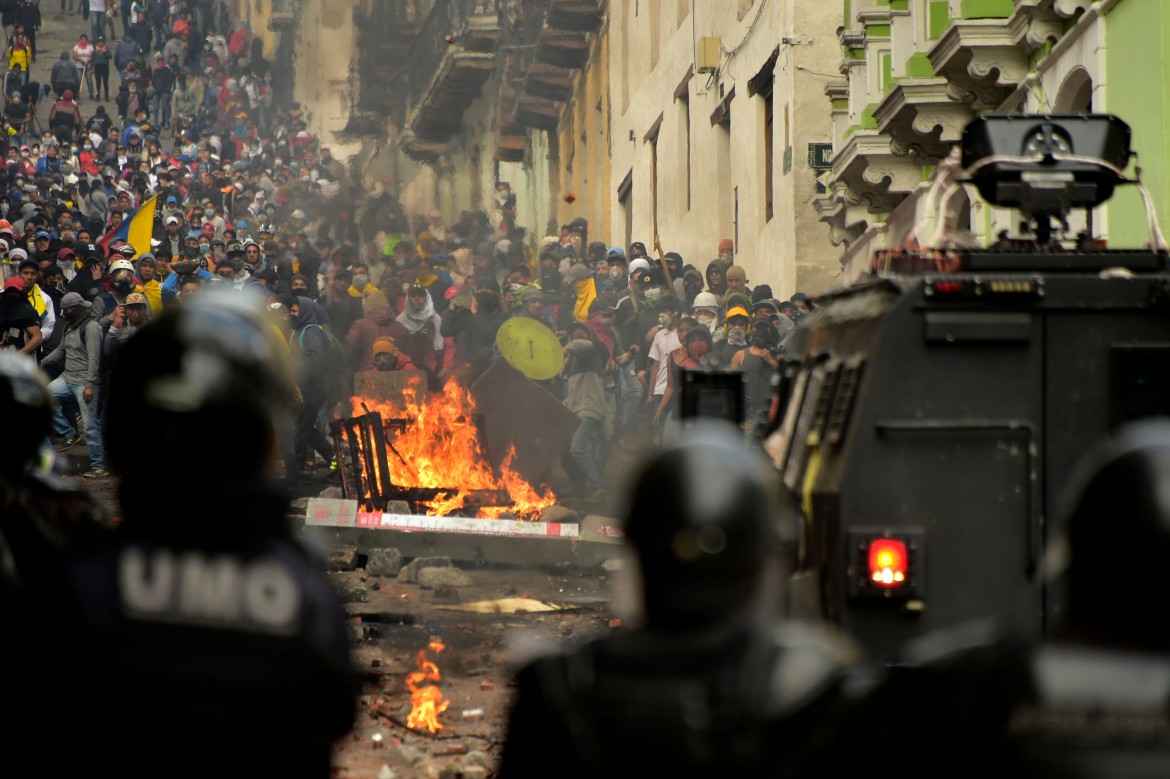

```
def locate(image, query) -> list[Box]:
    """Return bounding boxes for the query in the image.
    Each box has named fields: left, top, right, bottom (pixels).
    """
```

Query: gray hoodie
left=42, top=308, right=102, bottom=388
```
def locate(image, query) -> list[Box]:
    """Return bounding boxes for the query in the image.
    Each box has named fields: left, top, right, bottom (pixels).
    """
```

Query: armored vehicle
left=774, top=115, right=1170, bottom=658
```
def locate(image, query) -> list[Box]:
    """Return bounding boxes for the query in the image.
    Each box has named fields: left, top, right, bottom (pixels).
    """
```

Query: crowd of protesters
left=0, top=0, right=816, bottom=496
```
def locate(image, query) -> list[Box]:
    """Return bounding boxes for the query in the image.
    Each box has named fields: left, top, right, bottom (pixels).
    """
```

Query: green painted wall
left=928, top=1, right=950, bottom=39
left=1104, top=0, right=1169, bottom=248
left=960, top=0, right=1012, bottom=18
left=906, top=52, right=935, bottom=77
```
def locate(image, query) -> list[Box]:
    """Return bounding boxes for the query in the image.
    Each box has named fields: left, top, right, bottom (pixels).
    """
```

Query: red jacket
left=345, top=307, right=396, bottom=372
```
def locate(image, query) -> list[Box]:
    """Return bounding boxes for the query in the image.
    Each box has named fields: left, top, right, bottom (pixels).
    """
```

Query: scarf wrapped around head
left=396, top=287, right=443, bottom=350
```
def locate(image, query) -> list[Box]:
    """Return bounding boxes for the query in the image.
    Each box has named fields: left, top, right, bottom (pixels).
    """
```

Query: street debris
left=433, top=597, right=569, bottom=614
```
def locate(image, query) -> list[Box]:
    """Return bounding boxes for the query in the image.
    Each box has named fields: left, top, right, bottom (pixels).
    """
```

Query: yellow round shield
left=495, top=317, right=564, bottom=380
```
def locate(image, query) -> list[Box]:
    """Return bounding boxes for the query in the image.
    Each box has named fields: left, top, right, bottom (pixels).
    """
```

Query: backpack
left=298, top=322, right=347, bottom=380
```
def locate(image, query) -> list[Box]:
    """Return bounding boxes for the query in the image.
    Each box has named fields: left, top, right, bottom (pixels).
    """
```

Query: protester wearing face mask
left=200, top=204, right=226, bottom=240
left=691, top=291, right=722, bottom=342
left=347, top=264, right=376, bottom=299
left=563, top=262, right=596, bottom=324
left=721, top=307, right=751, bottom=365
left=730, top=318, right=781, bottom=440
left=94, top=258, right=142, bottom=328
left=40, top=292, right=106, bottom=478
left=645, top=296, right=683, bottom=442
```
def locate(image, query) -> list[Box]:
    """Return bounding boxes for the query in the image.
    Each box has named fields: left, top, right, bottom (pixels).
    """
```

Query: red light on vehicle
left=932, top=280, right=964, bottom=294
left=868, top=539, right=908, bottom=588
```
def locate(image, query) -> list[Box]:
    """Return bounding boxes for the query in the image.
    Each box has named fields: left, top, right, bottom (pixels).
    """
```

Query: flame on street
left=406, top=639, right=449, bottom=733
left=351, top=380, right=556, bottom=520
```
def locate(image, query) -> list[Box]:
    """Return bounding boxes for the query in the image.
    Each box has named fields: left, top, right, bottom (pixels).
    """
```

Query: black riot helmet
left=623, top=422, right=781, bottom=628
left=104, top=291, right=290, bottom=483
left=1050, top=420, right=1170, bottom=648
left=0, top=352, right=52, bottom=484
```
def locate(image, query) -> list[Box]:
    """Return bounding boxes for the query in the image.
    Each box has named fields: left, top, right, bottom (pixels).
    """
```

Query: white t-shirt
left=73, top=44, right=94, bottom=67
left=648, top=328, right=680, bottom=396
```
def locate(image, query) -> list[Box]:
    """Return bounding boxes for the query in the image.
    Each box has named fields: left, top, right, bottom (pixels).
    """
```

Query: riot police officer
left=499, top=423, right=859, bottom=779
left=0, top=351, right=108, bottom=603
left=23, top=293, right=357, bottom=777
left=855, top=420, right=1170, bottom=778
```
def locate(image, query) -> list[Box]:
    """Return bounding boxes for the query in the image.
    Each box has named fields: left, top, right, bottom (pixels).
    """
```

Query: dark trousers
left=293, top=383, right=334, bottom=466
left=93, top=64, right=108, bottom=99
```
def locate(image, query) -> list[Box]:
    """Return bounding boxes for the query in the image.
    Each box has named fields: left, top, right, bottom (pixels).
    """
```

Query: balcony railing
left=404, top=0, right=503, bottom=110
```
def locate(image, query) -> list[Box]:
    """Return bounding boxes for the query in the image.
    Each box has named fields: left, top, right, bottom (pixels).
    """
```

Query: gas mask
left=657, top=312, right=672, bottom=328
left=112, top=279, right=133, bottom=295
left=608, top=266, right=624, bottom=282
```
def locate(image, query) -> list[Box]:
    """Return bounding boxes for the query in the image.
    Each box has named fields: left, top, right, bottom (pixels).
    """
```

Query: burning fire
left=406, top=639, right=449, bottom=733
left=351, top=380, right=556, bottom=520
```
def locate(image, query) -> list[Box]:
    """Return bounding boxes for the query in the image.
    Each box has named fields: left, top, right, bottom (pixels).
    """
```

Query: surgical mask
left=643, top=287, right=663, bottom=304
left=83, top=144, right=92, bottom=151
left=204, top=209, right=214, bottom=218
left=352, top=274, right=368, bottom=289
left=608, top=266, right=624, bottom=282
left=199, top=243, right=210, bottom=252
left=727, top=326, right=747, bottom=346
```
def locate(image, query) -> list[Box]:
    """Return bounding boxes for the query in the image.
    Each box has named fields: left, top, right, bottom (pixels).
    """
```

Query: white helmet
left=109, top=259, right=136, bottom=274
left=693, top=291, right=719, bottom=310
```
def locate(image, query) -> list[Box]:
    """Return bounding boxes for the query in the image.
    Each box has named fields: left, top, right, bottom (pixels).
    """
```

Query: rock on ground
left=417, top=567, right=473, bottom=589
left=397, top=556, right=453, bottom=583
left=365, top=547, right=404, bottom=577
left=326, top=545, right=359, bottom=571
left=440, top=763, right=488, bottom=779
left=336, top=582, right=369, bottom=603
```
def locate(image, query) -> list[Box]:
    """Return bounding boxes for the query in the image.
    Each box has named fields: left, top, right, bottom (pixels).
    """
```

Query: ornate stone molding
left=830, top=130, right=921, bottom=217
left=1052, top=0, right=1090, bottom=18
left=929, top=20, right=1030, bottom=109
left=1008, top=4, right=1062, bottom=49
left=815, top=188, right=870, bottom=248
left=873, top=78, right=973, bottom=164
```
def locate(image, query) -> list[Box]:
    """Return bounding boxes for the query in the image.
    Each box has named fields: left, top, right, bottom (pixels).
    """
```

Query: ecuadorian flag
left=98, top=193, right=160, bottom=259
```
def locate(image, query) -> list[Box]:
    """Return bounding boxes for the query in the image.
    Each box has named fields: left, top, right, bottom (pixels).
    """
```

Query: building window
left=645, top=113, right=663, bottom=240
left=749, top=49, right=779, bottom=222
left=764, top=86, right=774, bottom=221
left=675, top=66, right=693, bottom=213
left=618, top=169, right=634, bottom=251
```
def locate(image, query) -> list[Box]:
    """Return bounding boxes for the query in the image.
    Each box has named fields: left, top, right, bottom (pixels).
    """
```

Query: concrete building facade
left=606, top=0, right=844, bottom=297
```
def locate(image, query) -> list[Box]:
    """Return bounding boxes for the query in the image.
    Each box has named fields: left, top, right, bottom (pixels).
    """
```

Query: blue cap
left=607, top=246, right=626, bottom=258
left=166, top=195, right=177, bottom=203
left=35, top=231, right=51, bottom=239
